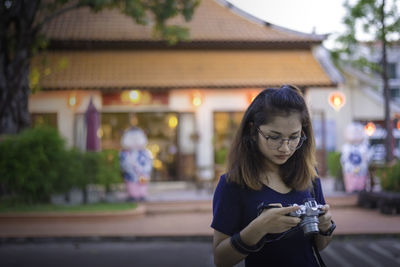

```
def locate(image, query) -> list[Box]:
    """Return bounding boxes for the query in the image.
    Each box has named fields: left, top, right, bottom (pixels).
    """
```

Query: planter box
left=358, top=190, right=400, bottom=215
left=357, top=191, right=380, bottom=209
left=377, top=192, right=400, bottom=215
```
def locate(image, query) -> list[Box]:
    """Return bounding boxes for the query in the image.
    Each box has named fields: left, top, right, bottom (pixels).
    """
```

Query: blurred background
left=1, top=0, right=400, bottom=266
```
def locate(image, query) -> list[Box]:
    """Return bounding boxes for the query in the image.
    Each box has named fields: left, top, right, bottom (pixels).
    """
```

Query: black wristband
left=319, top=220, right=336, bottom=236
left=230, top=232, right=264, bottom=254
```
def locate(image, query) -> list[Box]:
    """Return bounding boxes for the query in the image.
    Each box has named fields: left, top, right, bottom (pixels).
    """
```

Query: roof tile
left=33, top=50, right=334, bottom=90
left=41, top=0, right=324, bottom=43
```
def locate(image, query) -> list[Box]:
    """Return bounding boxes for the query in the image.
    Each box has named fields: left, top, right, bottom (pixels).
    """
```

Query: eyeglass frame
left=256, top=127, right=307, bottom=151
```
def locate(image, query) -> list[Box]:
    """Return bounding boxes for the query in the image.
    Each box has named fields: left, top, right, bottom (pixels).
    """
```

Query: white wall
left=29, top=91, right=102, bottom=147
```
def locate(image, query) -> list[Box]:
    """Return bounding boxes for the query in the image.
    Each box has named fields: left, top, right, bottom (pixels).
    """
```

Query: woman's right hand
left=257, top=204, right=301, bottom=234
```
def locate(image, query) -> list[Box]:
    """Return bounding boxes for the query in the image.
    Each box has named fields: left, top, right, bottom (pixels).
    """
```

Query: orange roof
left=42, top=0, right=325, bottom=44
left=34, top=50, right=334, bottom=90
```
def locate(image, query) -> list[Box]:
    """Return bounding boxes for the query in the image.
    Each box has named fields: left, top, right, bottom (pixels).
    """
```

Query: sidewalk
left=0, top=178, right=399, bottom=239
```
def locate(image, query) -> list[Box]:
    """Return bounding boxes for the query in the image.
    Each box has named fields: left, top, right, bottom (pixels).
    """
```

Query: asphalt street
left=1, top=237, right=400, bottom=267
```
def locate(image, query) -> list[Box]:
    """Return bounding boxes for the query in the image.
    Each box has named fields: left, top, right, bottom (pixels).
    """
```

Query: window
left=390, top=88, right=400, bottom=99
left=213, top=111, right=244, bottom=165
left=388, top=63, right=397, bottom=79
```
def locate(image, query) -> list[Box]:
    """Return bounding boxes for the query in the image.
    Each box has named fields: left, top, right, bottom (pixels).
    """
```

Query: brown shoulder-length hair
left=226, top=85, right=317, bottom=191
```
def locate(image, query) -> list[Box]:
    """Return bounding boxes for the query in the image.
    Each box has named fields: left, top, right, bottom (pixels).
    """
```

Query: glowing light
left=129, top=90, right=141, bottom=103
left=148, top=144, right=160, bottom=157
left=191, top=91, right=203, bottom=107
left=365, top=122, right=376, bottom=136
left=328, top=92, right=345, bottom=111
left=168, top=115, right=178, bottom=129
left=153, top=159, right=163, bottom=169
left=397, top=120, right=400, bottom=130
left=68, top=93, right=77, bottom=107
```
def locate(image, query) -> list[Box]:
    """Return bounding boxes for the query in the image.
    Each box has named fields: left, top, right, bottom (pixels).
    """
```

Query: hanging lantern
left=365, top=122, right=376, bottom=136
left=129, top=90, right=141, bottom=103
left=191, top=91, right=203, bottom=107
left=121, top=90, right=143, bottom=104
left=67, top=92, right=80, bottom=108
left=328, top=91, right=345, bottom=111
left=68, top=94, right=77, bottom=107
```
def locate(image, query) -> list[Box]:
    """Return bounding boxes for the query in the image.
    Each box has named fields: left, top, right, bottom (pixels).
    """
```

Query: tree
left=333, top=0, right=400, bottom=163
left=0, top=0, right=199, bottom=135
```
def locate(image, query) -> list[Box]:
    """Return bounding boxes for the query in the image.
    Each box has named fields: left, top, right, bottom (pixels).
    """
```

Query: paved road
left=1, top=237, right=400, bottom=267
left=320, top=237, right=400, bottom=267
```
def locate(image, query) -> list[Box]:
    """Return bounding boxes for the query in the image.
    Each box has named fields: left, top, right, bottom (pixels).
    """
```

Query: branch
left=32, top=2, right=83, bottom=36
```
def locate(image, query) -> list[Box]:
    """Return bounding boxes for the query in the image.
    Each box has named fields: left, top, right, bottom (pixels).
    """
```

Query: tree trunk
left=0, top=67, right=31, bottom=135
left=381, top=0, right=394, bottom=163
left=0, top=0, right=39, bottom=135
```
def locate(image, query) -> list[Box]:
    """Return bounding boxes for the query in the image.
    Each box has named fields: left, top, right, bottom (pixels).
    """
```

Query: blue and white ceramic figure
left=120, top=127, right=153, bottom=201
left=340, top=123, right=372, bottom=193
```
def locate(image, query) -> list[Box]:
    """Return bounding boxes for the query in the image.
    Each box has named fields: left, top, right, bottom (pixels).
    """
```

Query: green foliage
left=37, top=0, right=200, bottom=45
left=376, top=161, right=400, bottom=192
left=327, top=151, right=343, bottom=180
left=0, top=126, right=122, bottom=204
left=333, top=0, right=400, bottom=163
left=334, top=0, right=400, bottom=68
left=96, top=149, right=122, bottom=192
left=53, top=148, right=85, bottom=195
left=0, top=126, right=66, bottom=203
left=215, top=147, right=228, bottom=165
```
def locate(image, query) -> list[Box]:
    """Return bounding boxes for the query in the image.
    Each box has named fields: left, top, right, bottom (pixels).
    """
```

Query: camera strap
left=310, top=179, right=327, bottom=267
left=311, top=236, right=326, bottom=267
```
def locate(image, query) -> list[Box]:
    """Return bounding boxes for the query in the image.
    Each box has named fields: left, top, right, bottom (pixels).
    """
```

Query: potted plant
left=375, top=161, right=400, bottom=214
left=327, top=151, right=345, bottom=191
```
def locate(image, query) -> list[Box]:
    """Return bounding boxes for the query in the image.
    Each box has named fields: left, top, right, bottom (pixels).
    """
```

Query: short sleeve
left=314, top=178, right=326, bottom=205
left=211, top=175, right=243, bottom=236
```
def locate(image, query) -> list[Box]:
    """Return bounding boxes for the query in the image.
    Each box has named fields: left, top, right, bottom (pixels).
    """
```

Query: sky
left=226, top=0, right=348, bottom=49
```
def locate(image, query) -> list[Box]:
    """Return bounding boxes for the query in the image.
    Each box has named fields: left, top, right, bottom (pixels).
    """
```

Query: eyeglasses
left=257, top=127, right=307, bottom=151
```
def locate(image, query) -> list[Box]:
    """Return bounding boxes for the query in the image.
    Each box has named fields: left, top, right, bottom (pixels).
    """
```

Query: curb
left=145, top=200, right=212, bottom=214
left=0, top=204, right=146, bottom=219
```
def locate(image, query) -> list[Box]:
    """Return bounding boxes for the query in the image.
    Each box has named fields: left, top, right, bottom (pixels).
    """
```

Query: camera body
left=288, top=198, right=325, bottom=236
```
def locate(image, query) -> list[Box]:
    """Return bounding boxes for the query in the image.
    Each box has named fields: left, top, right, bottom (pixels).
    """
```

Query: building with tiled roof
left=30, top=0, right=340, bottom=181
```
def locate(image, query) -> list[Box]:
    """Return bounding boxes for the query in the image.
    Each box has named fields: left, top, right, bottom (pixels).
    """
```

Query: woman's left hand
left=318, top=204, right=333, bottom=233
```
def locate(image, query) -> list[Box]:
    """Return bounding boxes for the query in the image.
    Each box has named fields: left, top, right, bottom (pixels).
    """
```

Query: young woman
left=211, top=85, right=335, bottom=267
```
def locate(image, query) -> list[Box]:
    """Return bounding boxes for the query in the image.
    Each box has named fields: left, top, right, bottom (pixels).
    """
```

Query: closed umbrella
left=85, top=97, right=101, bottom=151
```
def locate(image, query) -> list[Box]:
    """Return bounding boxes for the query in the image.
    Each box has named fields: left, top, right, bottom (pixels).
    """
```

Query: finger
left=319, top=213, right=332, bottom=224
left=277, top=205, right=300, bottom=214
left=322, top=204, right=330, bottom=211
left=322, top=212, right=332, bottom=222
left=280, top=216, right=301, bottom=225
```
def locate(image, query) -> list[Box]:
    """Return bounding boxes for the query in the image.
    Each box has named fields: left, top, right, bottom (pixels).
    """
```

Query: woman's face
left=257, top=112, right=302, bottom=167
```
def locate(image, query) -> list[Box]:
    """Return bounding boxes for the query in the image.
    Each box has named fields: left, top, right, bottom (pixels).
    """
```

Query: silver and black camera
left=288, top=198, right=325, bottom=236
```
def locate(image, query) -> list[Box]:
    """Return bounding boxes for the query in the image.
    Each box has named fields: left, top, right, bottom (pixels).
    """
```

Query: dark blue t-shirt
left=211, top=174, right=326, bottom=267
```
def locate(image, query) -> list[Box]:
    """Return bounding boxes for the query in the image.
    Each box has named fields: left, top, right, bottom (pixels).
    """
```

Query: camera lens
left=300, top=216, right=319, bottom=236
